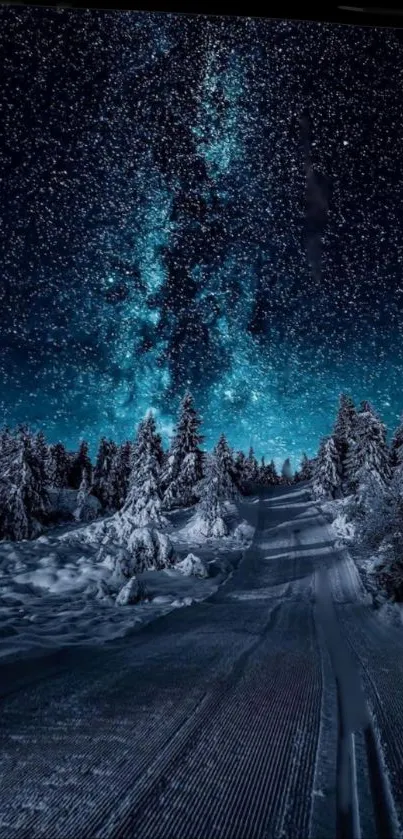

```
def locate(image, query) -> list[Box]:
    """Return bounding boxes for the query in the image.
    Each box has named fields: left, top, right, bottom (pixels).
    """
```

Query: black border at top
left=1, top=0, right=403, bottom=29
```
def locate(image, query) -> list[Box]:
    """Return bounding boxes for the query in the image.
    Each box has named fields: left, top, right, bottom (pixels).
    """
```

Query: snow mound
left=171, top=596, right=195, bottom=608
left=233, top=521, right=255, bottom=543
left=115, top=577, right=148, bottom=606
left=178, top=512, right=228, bottom=540
left=175, top=553, right=209, bottom=578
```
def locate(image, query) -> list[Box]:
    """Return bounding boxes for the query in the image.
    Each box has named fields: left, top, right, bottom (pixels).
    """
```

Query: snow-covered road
left=1, top=484, right=403, bottom=838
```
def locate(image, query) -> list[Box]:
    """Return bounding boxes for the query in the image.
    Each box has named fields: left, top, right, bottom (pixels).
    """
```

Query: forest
left=1, top=391, right=403, bottom=605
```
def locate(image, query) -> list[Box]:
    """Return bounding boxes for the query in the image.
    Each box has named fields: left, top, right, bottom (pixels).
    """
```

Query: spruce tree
left=298, top=453, right=313, bottom=482
left=233, top=450, right=247, bottom=492
left=68, top=441, right=92, bottom=490
left=93, top=437, right=118, bottom=511
left=162, top=392, right=204, bottom=509
left=123, top=413, right=166, bottom=527
left=110, top=441, right=133, bottom=509
left=197, top=435, right=238, bottom=537
left=312, top=436, right=343, bottom=500
left=344, top=401, right=390, bottom=494
left=390, top=415, right=403, bottom=469
left=266, top=459, right=279, bottom=485
left=333, top=394, right=358, bottom=488
left=0, top=429, right=49, bottom=540
left=243, top=447, right=259, bottom=490
left=48, top=442, right=69, bottom=488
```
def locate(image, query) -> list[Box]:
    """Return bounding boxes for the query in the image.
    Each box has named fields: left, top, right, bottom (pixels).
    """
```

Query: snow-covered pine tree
left=92, top=437, right=118, bottom=511
left=333, top=394, right=356, bottom=454
left=298, top=453, right=313, bottom=482
left=312, top=436, right=343, bottom=500
left=33, top=431, right=49, bottom=483
left=266, top=459, right=279, bottom=485
left=243, top=447, right=259, bottom=492
left=109, top=440, right=133, bottom=510
left=390, top=415, right=403, bottom=469
left=68, top=441, right=92, bottom=490
left=232, top=450, right=247, bottom=492
left=47, top=442, right=70, bottom=488
left=197, top=435, right=239, bottom=537
left=0, top=428, right=49, bottom=540
left=162, top=392, right=204, bottom=509
left=122, top=413, right=166, bottom=527
left=344, top=401, right=391, bottom=494
left=281, top=458, right=293, bottom=484
left=259, top=456, right=268, bottom=486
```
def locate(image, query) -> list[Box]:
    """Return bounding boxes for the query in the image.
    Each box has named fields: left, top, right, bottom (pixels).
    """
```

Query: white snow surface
left=0, top=501, right=253, bottom=661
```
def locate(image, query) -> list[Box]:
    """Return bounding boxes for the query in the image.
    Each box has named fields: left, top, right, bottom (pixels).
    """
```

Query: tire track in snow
left=334, top=610, right=402, bottom=838
left=96, top=593, right=322, bottom=839
left=315, top=511, right=401, bottom=839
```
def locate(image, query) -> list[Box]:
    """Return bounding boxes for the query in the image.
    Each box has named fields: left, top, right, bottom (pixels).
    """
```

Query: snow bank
left=0, top=496, right=252, bottom=660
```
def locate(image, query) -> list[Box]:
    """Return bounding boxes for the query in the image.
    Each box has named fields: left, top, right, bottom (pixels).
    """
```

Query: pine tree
left=266, top=459, right=279, bottom=485
left=312, top=436, right=343, bottom=500
left=390, top=415, right=403, bottom=469
left=68, top=441, right=92, bottom=490
left=93, top=437, right=118, bottom=511
left=197, top=435, right=239, bottom=537
left=162, top=392, right=204, bottom=509
left=213, top=434, right=239, bottom=501
left=344, top=401, right=390, bottom=494
left=281, top=458, right=293, bottom=484
left=299, top=453, right=313, bottom=482
left=32, top=431, right=49, bottom=483
left=233, top=450, right=247, bottom=492
left=47, top=442, right=69, bottom=488
left=110, top=441, right=133, bottom=509
left=243, top=447, right=259, bottom=490
left=123, top=413, right=166, bottom=527
left=333, top=394, right=358, bottom=489
left=0, top=429, right=49, bottom=540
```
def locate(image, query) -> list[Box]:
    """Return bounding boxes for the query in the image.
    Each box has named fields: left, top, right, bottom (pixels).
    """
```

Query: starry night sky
left=1, top=9, right=403, bottom=464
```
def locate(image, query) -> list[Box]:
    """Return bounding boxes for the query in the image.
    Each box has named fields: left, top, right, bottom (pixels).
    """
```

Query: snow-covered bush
left=175, top=553, right=209, bottom=578
left=113, top=527, right=175, bottom=574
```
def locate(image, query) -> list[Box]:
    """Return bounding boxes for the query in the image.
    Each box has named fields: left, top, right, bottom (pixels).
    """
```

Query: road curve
left=0, top=485, right=403, bottom=839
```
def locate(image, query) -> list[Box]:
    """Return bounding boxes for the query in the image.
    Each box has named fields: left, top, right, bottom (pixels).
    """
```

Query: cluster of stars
left=1, top=9, right=403, bottom=464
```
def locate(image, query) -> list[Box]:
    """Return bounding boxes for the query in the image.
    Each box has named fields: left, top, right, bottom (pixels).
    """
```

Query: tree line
left=312, top=394, right=403, bottom=600
left=0, top=392, right=309, bottom=542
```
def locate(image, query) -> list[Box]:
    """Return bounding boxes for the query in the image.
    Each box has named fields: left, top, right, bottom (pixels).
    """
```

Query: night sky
left=1, top=9, right=403, bottom=464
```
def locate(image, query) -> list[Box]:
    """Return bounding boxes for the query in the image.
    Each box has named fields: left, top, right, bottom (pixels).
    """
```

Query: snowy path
left=1, top=485, right=403, bottom=838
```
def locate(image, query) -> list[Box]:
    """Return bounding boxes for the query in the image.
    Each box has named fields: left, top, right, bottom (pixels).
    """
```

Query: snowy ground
left=0, top=501, right=253, bottom=662
left=1, top=485, right=403, bottom=839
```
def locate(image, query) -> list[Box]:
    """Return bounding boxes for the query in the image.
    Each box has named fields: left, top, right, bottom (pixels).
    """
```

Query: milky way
left=1, top=9, right=403, bottom=464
